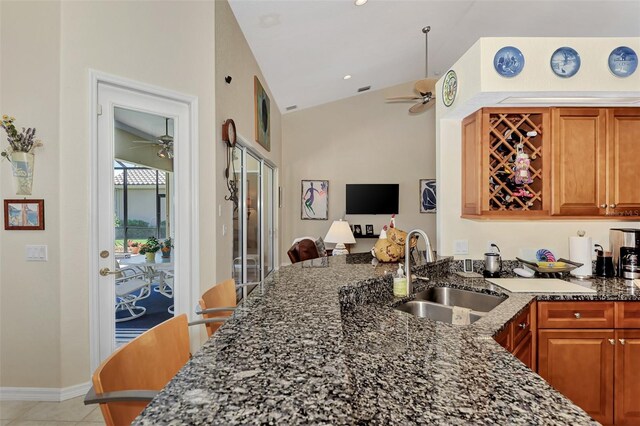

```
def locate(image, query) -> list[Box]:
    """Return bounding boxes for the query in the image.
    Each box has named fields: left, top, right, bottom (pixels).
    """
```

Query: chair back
left=199, top=279, right=237, bottom=337
left=92, top=314, right=190, bottom=426
left=287, top=239, right=320, bottom=263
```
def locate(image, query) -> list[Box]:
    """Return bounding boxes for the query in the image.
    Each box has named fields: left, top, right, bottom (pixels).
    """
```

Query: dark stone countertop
left=133, top=253, right=640, bottom=425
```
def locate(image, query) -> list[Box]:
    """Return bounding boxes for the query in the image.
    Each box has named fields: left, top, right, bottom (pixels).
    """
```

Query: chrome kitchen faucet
left=405, top=229, right=436, bottom=295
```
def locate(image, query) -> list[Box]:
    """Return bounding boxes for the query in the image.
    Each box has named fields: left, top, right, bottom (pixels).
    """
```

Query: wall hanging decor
left=550, top=47, right=581, bottom=78
left=608, top=46, right=638, bottom=77
left=4, top=199, right=44, bottom=230
left=493, top=46, right=525, bottom=77
left=301, top=180, right=328, bottom=220
left=420, top=179, right=436, bottom=213
left=222, top=118, right=239, bottom=210
left=1, top=115, right=43, bottom=195
left=254, top=76, right=271, bottom=152
left=442, top=70, right=457, bottom=107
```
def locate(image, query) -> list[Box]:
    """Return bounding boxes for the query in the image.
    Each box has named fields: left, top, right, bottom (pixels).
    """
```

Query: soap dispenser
left=393, top=263, right=408, bottom=297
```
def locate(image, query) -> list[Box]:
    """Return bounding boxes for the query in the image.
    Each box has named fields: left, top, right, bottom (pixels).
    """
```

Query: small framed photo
left=301, top=180, right=329, bottom=220
left=366, top=224, right=374, bottom=236
left=4, top=199, right=45, bottom=230
left=353, top=225, right=362, bottom=237
left=420, top=179, right=437, bottom=213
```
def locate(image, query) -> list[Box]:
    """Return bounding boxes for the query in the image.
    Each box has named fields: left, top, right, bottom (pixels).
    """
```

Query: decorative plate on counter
left=550, top=47, right=581, bottom=78
left=493, top=46, right=525, bottom=77
left=442, top=70, right=457, bottom=107
left=608, top=46, right=638, bottom=77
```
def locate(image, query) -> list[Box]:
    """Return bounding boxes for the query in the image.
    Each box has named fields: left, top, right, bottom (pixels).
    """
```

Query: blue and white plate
left=493, top=46, right=525, bottom=77
left=550, top=47, right=581, bottom=78
left=608, top=46, right=638, bottom=77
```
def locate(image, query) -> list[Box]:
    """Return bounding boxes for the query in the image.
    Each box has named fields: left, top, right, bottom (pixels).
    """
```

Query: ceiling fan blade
left=386, top=96, right=421, bottom=101
left=414, top=78, right=437, bottom=96
left=409, top=98, right=435, bottom=114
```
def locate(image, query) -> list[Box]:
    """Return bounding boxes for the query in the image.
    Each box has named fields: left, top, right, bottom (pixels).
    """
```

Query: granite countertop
left=134, top=254, right=640, bottom=425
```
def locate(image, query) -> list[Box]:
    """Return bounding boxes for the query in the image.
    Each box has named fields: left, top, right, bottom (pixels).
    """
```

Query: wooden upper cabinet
left=461, top=107, right=550, bottom=218
left=551, top=108, right=607, bottom=216
left=608, top=108, right=640, bottom=214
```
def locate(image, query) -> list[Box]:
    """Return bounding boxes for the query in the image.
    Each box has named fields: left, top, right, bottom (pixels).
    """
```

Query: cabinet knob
left=610, top=204, right=617, bottom=208
left=609, top=339, right=616, bottom=345
left=518, top=323, right=527, bottom=329
left=600, top=204, right=607, bottom=209
left=620, top=339, right=626, bottom=345
left=574, top=312, right=581, bottom=319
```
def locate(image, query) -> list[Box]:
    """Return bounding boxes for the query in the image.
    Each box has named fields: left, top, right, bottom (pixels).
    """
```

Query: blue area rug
left=116, top=286, right=173, bottom=330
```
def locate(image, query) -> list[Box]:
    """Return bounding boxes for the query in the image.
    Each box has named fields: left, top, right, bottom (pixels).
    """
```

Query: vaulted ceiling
left=229, top=0, right=640, bottom=113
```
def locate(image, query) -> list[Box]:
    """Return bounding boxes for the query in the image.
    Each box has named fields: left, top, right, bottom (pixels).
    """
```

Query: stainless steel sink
left=414, top=287, right=507, bottom=313
left=395, top=300, right=484, bottom=324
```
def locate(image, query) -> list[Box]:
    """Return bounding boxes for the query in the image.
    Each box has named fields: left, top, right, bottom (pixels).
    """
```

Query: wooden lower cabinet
left=513, top=332, right=533, bottom=369
left=538, top=329, right=614, bottom=425
left=615, top=330, right=640, bottom=425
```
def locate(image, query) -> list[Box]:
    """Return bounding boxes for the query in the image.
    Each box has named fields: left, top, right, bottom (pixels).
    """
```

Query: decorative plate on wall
left=550, top=47, right=581, bottom=78
left=493, top=46, right=525, bottom=77
left=442, top=70, right=457, bottom=107
left=608, top=46, right=638, bottom=77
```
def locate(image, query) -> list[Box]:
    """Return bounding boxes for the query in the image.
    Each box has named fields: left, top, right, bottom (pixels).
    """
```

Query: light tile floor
left=0, top=397, right=105, bottom=425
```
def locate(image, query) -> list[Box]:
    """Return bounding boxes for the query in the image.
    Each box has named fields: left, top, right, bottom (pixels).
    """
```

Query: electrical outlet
left=453, top=239, right=469, bottom=255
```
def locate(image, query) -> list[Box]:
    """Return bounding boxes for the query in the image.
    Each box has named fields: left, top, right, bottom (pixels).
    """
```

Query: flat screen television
left=346, top=184, right=399, bottom=215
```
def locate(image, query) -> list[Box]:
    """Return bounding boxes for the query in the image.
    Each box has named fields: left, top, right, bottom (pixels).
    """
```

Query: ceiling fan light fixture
left=354, top=0, right=368, bottom=6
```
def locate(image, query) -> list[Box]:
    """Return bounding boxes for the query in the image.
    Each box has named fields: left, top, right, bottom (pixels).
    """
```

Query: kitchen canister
left=569, top=230, right=592, bottom=278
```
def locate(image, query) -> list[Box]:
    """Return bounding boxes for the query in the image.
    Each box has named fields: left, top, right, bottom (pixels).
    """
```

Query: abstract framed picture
left=301, top=180, right=328, bottom=220
left=4, top=199, right=45, bottom=230
left=254, top=76, right=271, bottom=152
left=420, top=179, right=436, bottom=213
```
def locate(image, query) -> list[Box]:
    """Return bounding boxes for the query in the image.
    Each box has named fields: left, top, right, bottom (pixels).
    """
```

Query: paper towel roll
left=570, top=236, right=592, bottom=277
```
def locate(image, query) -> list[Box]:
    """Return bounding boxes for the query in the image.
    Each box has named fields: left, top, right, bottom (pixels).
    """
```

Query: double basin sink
left=395, top=287, right=507, bottom=325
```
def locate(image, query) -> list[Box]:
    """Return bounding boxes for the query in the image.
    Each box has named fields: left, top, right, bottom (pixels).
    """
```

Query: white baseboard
left=0, top=382, right=90, bottom=401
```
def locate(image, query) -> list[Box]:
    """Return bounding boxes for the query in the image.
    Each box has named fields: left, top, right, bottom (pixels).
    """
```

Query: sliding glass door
left=232, top=145, right=277, bottom=298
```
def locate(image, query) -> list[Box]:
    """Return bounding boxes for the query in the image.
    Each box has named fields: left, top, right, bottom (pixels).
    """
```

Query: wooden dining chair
left=84, top=314, right=190, bottom=426
left=195, top=278, right=238, bottom=337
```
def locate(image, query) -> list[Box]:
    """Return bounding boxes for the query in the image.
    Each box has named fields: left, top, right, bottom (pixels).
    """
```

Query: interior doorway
left=90, top=72, right=199, bottom=369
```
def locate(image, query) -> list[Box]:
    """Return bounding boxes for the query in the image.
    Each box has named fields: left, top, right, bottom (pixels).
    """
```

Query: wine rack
left=487, top=112, right=545, bottom=211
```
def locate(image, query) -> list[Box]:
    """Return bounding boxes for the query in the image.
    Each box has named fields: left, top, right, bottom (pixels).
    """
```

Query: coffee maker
left=610, top=228, right=640, bottom=279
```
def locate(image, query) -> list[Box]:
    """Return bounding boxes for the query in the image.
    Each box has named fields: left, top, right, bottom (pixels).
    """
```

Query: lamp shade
left=324, top=220, right=356, bottom=245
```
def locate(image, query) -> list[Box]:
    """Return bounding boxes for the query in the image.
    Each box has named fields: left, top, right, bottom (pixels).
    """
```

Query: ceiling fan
left=131, top=118, right=174, bottom=159
left=386, top=26, right=437, bottom=114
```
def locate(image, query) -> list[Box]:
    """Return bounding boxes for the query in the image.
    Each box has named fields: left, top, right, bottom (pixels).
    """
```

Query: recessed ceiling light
left=343, top=75, right=352, bottom=80
left=354, top=0, right=368, bottom=6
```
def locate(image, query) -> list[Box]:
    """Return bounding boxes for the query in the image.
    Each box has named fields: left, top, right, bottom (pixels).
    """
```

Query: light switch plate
left=26, top=245, right=48, bottom=261
left=453, top=239, right=469, bottom=255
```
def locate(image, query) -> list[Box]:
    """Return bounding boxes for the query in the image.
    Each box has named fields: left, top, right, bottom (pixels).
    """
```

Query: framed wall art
left=420, top=179, right=436, bottom=213
left=254, top=76, right=271, bottom=152
left=301, top=180, right=328, bottom=220
left=4, top=199, right=45, bottom=230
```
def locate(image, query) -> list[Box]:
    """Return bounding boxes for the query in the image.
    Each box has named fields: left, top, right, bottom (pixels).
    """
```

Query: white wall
left=1, top=0, right=216, bottom=390
left=436, top=37, right=640, bottom=260
left=282, top=81, right=436, bottom=258
left=215, top=0, right=282, bottom=282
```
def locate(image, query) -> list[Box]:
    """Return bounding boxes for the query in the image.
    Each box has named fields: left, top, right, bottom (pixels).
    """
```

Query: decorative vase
left=162, top=248, right=171, bottom=258
left=10, top=151, right=34, bottom=195
left=130, top=246, right=140, bottom=255
left=145, top=252, right=156, bottom=263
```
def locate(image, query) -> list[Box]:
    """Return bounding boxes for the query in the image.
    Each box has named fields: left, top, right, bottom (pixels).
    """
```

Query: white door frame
left=88, top=70, right=200, bottom=370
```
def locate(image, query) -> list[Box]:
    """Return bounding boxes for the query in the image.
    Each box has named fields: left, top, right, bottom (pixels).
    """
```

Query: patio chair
left=115, top=266, right=151, bottom=322
left=85, top=314, right=191, bottom=426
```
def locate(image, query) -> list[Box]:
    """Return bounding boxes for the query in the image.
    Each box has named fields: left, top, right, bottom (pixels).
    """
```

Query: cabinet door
left=608, top=108, right=640, bottom=215
left=461, top=111, right=482, bottom=216
left=615, top=330, right=640, bottom=425
left=538, top=329, right=614, bottom=425
left=551, top=108, right=607, bottom=216
left=513, top=332, right=533, bottom=370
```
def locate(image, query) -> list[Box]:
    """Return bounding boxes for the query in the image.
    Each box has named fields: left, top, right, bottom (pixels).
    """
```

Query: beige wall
left=215, top=0, right=282, bottom=281
left=436, top=37, right=640, bottom=260
left=282, top=82, right=436, bottom=259
left=1, top=0, right=216, bottom=390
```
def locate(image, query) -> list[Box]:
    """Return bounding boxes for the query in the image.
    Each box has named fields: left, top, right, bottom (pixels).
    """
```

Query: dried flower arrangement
left=1, top=115, right=43, bottom=160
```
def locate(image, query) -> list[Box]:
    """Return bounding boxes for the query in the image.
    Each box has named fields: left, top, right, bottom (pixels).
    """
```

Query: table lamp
left=324, top=219, right=356, bottom=255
